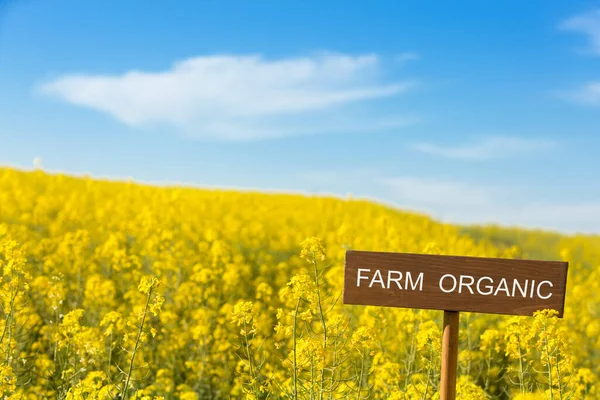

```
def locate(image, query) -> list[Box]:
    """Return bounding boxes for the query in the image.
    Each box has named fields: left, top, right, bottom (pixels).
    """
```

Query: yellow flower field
left=0, top=167, right=599, bottom=399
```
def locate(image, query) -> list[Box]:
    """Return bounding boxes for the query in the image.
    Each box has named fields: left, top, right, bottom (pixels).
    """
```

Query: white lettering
left=439, top=274, right=457, bottom=293
left=370, top=269, right=385, bottom=288
left=459, top=275, right=475, bottom=294
left=357, top=269, right=424, bottom=291
left=406, top=272, right=424, bottom=291
left=357, top=269, right=370, bottom=287
left=494, top=278, right=511, bottom=297
left=476, top=276, right=494, bottom=295
left=387, top=270, right=403, bottom=289
left=512, top=279, right=528, bottom=298
left=537, top=281, right=553, bottom=299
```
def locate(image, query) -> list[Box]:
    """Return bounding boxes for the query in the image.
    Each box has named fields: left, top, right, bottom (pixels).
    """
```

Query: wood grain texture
left=440, top=311, right=459, bottom=400
left=343, top=250, right=568, bottom=317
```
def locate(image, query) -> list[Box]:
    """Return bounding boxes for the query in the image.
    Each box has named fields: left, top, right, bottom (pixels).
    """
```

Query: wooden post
left=440, top=310, right=459, bottom=400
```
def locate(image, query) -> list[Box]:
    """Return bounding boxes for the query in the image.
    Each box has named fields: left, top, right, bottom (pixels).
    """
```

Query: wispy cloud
left=375, top=176, right=600, bottom=234
left=567, top=81, right=600, bottom=106
left=292, top=169, right=600, bottom=233
left=441, top=201, right=600, bottom=235
left=412, top=136, right=556, bottom=160
left=395, top=52, right=420, bottom=64
left=38, top=52, right=418, bottom=140
left=561, top=9, right=600, bottom=55
left=559, top=11, right=600, bottom=108
left=377, top=176, right=503, bottom=207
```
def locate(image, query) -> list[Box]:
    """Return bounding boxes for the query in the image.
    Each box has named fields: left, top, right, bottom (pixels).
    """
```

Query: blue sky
left=1, top=0, right=599, bottom=234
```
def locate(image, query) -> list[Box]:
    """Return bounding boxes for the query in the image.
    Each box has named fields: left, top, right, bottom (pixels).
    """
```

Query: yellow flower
left=231, top=301, right=256, bottom=337
left=138, top=276, right=160, bottom=294
left=350, top=326, right=378, bottom=354
left=299, top=237, right=326, bottom=263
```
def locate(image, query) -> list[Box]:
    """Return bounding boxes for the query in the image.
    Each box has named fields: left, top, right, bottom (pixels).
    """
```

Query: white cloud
left=374, top=176, right=600, bottom=234
left=567, top=81, right=600, bottom=106
left=412, top=136, right=556, bottom=160
left=442, top=202, right=600, bottom=235
left=38, top=53, right=417, bottom=140
left=395, top=52, right=420, bottom=64
left=377, top=177, right=502, bottom=207
left=561, top=9, right=600, bottom=55
left=560, top=11, right=600, bottom=109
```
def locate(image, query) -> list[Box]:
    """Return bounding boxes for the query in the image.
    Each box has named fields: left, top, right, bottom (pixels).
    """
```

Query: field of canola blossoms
left=0, top=167, right=599, bottom=399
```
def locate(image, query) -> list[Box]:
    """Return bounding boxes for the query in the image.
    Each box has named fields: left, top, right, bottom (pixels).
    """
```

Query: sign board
left=343, top=250, right=568, bottom=317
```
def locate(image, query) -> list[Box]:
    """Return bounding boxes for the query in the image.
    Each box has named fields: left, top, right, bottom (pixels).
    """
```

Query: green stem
left=517, top=331, right=526, bottom=394
left=356, top=350, right=365, bottom=400
left=107, top=332, right=113, bottom=379
left=328, top=336, right=339, bottom=400
left=404, top=322, right=418, bottom=391
left=243, top=318, right=257, bottom=395
left=543, top=323, right=554, bottom=400
left=312, top=259, right=327, bottom=400
left=120, top=286, right=153, bottom=400
left=292, top=298, right=301, bottom=400
left=0, top=289, right=17, bottom=346
left=555, top=352, right=564, bottom=400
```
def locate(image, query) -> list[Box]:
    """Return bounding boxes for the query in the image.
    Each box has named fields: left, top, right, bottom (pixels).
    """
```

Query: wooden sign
left=343, top=249, right=569, bottom=400
left=343, top=250, right=569, bottom=317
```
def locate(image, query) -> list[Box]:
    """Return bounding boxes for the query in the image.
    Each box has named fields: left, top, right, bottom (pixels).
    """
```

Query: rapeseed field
left=0, top=167, right=598, bottom=399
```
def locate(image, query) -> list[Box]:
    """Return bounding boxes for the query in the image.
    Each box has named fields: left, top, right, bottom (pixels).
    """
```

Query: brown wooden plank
left=343, top=250, right=568, bottom=317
